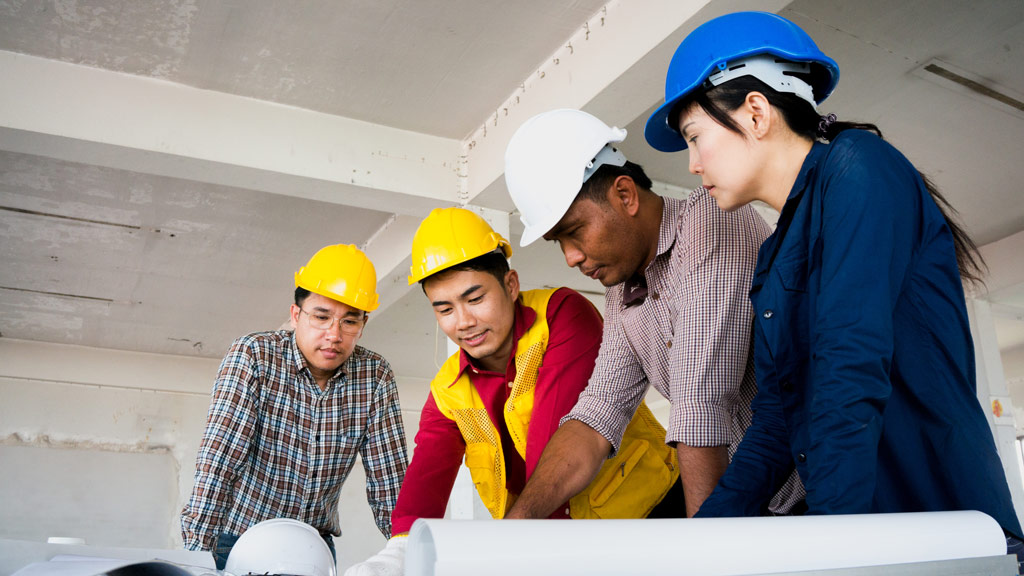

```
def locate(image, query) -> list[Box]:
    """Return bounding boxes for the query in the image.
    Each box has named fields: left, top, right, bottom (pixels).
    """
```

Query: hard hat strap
left=583, top=144, right=628, bottom=184
left=706, top=53, right=816, bottom=108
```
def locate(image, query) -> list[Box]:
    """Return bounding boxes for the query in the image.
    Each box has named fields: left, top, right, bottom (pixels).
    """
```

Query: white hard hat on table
left=224, top=518, right=336, bottom=576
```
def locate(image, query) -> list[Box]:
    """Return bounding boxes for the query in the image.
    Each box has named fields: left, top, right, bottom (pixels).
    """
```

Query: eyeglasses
left=299, top=308, right=365, bottom=335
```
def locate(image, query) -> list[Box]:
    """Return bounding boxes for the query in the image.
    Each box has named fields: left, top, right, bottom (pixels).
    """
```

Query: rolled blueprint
left=406, top=511, right=1007, bottom=576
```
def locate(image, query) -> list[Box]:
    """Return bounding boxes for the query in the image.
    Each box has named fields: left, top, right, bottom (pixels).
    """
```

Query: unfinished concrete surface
left=1, top=0, right=1023, bottom=573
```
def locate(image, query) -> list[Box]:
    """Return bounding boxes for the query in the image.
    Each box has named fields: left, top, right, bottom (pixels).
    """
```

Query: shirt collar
left=753, top=142, right=829, bottom=280
left=655, top=195, right=684, bottom=260
left=621, top=195, right=683, bottom=308
left=782, top=141, right=827, bottom=208
left=446, top=297, right=536, bottom=387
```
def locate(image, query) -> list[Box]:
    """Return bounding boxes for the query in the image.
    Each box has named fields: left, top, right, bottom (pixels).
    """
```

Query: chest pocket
left=319, top=433, right=361, bottom=487
left=756, top=256, right=811, bottom=367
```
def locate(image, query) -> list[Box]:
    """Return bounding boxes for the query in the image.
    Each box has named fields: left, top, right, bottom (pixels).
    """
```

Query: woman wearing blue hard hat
left=646, top=10, right=1023, bottom=550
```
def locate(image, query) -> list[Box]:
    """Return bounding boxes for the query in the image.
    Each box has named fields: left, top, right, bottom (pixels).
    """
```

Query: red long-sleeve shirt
left=390, top=288, right=602, bottom=534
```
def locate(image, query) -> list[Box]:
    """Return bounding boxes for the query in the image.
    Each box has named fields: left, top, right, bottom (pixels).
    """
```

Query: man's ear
left=610, top=175, right=640, bottom=217
left=505, top=269, right=521, bottom=302
left=289, top=304, right=301, bottom=329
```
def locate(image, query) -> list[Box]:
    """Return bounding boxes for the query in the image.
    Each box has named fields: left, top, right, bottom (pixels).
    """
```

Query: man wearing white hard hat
left=503, top=109, right=803, bottom=519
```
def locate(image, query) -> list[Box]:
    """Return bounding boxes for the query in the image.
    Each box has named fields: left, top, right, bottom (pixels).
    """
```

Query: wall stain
left=1, top=432, right=172, bottom=454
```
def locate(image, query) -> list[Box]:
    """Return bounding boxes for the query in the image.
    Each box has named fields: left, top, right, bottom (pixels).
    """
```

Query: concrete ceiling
left=1, top=0, right=1023, bottom=387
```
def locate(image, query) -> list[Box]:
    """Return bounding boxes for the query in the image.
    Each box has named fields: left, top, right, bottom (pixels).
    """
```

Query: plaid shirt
left=181, top=330, right=407, bottom=550
left=565, top=191, right=804, bottom=513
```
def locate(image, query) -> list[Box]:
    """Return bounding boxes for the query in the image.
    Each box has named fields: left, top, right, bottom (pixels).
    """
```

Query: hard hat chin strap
left=583, top=143, right=628, bottom=184
left=706, top=53, right=817, bottom=108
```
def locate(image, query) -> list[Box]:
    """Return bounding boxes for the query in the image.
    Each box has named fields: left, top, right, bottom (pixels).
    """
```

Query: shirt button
left=797, top=453, right=807, bottom=462
left=763, top=310, right=774, bottom=319
left=315, top=434, right=321, bottom=442
left=652, top=292, right=660, bottom=300
left=508, top=381, right=513, bottom=388
left=564, top=507, right=570, bottom=515
left=666, top=340, right=672, bottom=349
left=781, top=381, right=792, bottom=392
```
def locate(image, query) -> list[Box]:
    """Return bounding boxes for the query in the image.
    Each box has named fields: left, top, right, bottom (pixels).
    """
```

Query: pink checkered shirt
left=564, top=190, right=804, bottom=513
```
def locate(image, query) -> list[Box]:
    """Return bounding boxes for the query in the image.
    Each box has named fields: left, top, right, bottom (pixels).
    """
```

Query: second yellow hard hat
left=408, top=207, right=512, bottom=285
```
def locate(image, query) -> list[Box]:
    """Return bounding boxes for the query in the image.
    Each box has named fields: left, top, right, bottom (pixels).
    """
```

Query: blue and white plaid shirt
left=181, top=330, right=407, bottom=550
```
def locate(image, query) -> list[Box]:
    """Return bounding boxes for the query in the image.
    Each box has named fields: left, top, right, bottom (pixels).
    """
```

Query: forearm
left=676, top=443, right=729, bottom=517
left=505, top=420, right=610, bottom=519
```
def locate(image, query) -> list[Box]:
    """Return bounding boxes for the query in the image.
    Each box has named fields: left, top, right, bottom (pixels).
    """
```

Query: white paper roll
left=406, top=511, right=1007, bottom=576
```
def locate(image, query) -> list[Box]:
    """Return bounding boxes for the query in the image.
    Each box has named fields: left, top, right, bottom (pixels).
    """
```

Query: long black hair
left=675, top=75, right=986, bottom=285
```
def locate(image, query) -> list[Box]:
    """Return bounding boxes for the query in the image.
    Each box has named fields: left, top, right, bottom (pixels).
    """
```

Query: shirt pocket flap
left=775, top=257, right=809, bottom=292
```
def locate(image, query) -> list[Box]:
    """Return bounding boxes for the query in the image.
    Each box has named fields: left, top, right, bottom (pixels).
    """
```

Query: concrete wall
left=0, top=337, right=426, bottom=574
left=1004, top=346, right=1024, bottom=384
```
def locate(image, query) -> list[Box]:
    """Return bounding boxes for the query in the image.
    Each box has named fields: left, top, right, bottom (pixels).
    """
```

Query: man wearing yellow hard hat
left=181, top=244, right=409, bottom=569
left=346, top=208, right=681, bottom=576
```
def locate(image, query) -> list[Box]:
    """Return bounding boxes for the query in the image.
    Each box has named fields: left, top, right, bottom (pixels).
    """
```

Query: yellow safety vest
left=430, top=288, right=679, bottom=519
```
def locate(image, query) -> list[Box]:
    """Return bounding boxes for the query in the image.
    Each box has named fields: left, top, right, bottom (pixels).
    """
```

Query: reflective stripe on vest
left=431, top=288, right=679, bottom=519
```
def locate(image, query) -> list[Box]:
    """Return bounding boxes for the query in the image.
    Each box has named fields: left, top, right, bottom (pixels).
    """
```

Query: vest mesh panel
left=451, top=408, right=504, bottom=515
left=507, top=341, right=544, bottom=450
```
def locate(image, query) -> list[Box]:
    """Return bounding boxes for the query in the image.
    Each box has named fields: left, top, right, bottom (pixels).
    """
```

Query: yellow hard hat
left=295, top=244, right=380, bottom=312
left=408, top=207, right=512, bottom=285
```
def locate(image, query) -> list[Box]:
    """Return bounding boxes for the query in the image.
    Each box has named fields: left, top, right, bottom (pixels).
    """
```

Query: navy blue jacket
left=696, top=130, right=1021, bottom=537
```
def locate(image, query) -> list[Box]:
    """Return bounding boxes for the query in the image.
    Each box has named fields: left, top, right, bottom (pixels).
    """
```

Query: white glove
left=344, top=536, right=407, bottom=576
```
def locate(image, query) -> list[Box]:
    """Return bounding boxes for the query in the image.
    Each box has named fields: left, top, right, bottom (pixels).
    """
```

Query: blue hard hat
left=645, top=11, right=840, bottom=152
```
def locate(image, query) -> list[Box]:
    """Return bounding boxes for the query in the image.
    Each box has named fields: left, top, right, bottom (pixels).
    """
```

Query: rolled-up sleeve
left=668, top=198, right=763, bottom=447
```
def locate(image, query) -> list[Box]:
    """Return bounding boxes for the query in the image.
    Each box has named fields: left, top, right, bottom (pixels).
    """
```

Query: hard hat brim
left=519, top=226, right=545, bottom=247
left=645, top=99, right=690, bottom=153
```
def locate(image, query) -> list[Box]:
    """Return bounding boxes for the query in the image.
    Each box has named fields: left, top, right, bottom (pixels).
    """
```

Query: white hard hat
left=504, top=109, right=628, bottom=246
left=224, top=519, right=336, bottom=576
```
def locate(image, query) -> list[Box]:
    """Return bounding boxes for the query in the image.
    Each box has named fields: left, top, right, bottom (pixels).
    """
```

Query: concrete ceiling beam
left=0, top=50, right=461, bottom=217
left=360, top=214, right=423, bottom=315
left=457, top=0, right=790, bottom=207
